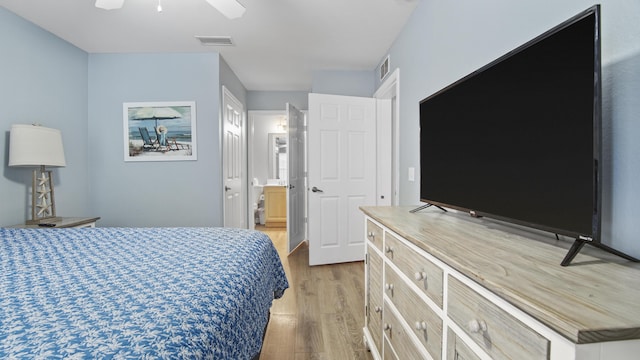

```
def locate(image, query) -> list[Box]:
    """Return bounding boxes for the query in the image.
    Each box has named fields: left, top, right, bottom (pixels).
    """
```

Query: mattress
left=0, top=227, right=289, bottom=359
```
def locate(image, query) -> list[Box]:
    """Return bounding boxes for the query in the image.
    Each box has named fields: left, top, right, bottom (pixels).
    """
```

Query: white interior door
left=287, top=103, right=306, bottom=253
left=308, top=93, right=377, bottom=266
left=222, top=86, right=246, bottom=228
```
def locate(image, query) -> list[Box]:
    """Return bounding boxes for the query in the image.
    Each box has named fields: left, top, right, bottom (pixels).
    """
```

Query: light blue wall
left=220, top=57, right=247, bottom=108
left=0, top=7, right=90, bottom=226
left=88, top=53, right=223, bottom=227
left=312, top=70, right=375, bottom=97
left=244, top=70, right=374, bottom=114
left=247, top=91, right=309, bottom=111
left=1, top=7, right=253, bottom=228
left=246, top=70, right=375, bottom=111
left=380, top=0, right=640, bottom=257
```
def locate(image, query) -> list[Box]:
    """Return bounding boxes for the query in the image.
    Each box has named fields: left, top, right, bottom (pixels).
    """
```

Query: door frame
left=247, top=109, right=308, bottom=249
left=247, top=110, right=285, bottom=230
left=374, top=68, right=400, bottom=205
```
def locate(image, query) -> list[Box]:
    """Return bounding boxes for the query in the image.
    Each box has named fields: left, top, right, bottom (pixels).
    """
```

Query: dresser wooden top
left=361, top=206, right=640, bottom=344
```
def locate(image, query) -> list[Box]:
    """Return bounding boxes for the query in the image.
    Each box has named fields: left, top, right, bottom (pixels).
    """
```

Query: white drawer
left=383, top=300, right=428, bottom=360
left=383, top=336, right=397, bottom=360
left=385, top=231, right=443, bottom=308
left=447, top=328, right=482, bottom=360
left=367, top=247, right=384, bottom=355
left=385, top=264, right=442, bottom=360
left=367, top=219, right=384, bottom=251
left=448, top=276, right=550, bottom=360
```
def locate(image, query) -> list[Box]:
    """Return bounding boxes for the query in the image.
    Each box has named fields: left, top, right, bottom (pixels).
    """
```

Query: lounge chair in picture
left=139, top=127, right=159, bottom=151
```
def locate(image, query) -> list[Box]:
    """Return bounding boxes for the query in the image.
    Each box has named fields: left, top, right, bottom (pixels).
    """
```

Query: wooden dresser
left=361, top=206, right=640, bottom=360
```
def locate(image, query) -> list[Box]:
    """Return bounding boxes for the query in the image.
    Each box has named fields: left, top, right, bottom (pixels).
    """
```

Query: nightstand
left=7, top=217, right=100, bottom=228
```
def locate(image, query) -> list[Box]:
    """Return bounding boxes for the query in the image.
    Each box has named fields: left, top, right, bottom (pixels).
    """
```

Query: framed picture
left=123, top=101, right=197, bottom=162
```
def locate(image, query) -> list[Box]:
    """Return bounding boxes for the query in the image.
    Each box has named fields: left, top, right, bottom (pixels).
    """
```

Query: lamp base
left=30, top=167, right=58, bottom=223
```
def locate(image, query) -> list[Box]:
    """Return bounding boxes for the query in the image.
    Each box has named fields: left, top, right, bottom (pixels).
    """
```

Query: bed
left=0, top=227, right=289, bottom=359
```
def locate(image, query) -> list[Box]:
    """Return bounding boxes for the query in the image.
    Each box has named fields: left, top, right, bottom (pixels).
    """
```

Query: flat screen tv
left=418, top=5, right=637, bottom=266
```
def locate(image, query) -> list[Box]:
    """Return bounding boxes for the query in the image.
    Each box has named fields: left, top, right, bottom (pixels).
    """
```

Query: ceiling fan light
left=205, top=0, right=246, bottom=19
left=95, top=0, right=125, bottom=10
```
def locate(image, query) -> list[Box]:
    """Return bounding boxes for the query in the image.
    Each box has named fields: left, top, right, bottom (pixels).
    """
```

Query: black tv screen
left=419, top=6, right=601, bottom=241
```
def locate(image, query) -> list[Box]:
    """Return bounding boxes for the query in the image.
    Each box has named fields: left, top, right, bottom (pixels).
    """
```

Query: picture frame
left=123, top=101, right=197, bottom=162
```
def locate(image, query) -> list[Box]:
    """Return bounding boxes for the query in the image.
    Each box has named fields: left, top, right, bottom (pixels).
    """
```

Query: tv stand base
left=561, top=238, right=640, bottom=266
left=410, top=203, right=447, bottom=213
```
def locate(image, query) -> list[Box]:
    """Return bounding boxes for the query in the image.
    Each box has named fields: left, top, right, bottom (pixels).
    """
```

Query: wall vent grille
left=195, top=36, right=234, bottom=46
left=380, top=55, right=390, bottom=80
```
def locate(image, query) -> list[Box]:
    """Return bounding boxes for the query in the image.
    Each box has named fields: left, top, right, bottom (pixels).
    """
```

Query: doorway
left=247, top=111, right=290, bottom=231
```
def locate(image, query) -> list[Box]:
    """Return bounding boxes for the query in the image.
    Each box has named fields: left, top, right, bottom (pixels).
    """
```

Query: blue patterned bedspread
left=0, top=227, right=289, bottom=359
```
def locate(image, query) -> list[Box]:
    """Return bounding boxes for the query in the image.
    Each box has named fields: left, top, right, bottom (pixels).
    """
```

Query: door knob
left=311, top=186, right=324, bottom=193
left=225, top=186, right=231, bottom=191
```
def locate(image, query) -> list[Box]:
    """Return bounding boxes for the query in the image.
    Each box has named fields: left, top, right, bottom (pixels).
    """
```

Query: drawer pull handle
left=385, top=246, right=394, bottom=253
left=368, top=231, right=375, bottom=238
left=468, top=319, right=487, bottom=333
left=384, top=323, right=392, bottom=331
left=414, top=321, right=428, bottom=331
left=374, top=306, right=382, bottom=313
left=385, top=283, right=394, bottom=291
left=414, top=271, right=427, bottom=281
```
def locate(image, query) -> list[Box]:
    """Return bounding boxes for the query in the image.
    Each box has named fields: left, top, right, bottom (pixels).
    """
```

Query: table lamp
left=9, top=124, right=66, bottom=224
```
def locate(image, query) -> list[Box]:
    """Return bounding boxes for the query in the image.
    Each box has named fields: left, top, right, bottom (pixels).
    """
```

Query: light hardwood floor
left=257, top=226, right=374, bottom=360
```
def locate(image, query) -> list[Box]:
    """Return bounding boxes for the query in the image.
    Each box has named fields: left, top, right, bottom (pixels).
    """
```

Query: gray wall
left=88, top=53, right=223, bottom=227
left=1, top=7, right=248, bottom=229
left=312, top=70, right=375, bottom=97
left=247, top=91, right=309, bottom=111
left=380, top=0, right=640, bottom=257
left=245, top=71, right=375, bottom=112
left=220, top=57, right=248, bottom=108
left=0, top=7, right=90, bottom=226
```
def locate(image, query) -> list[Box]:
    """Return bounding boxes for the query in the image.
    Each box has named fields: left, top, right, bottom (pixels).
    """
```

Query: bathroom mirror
left=268, top=133, right=287, bottom=180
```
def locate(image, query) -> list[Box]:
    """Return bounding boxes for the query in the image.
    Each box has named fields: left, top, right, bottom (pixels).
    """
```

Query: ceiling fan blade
left=205, top=0, right=246, bottom=19
left=95, top=0, right=125, bottom=10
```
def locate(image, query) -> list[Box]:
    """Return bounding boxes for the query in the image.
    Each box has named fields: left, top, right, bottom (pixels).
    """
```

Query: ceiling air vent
left=195, top=36, right=234, bottom=46
left=379, top=55, right=390, bottom=80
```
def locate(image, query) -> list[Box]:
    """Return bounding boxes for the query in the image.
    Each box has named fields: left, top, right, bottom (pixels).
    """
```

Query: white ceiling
left=0, top=0, right=418, bottom=91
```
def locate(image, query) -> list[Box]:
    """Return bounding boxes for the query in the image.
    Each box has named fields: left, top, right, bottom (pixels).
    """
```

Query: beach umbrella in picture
left=130, top=107, right=183, bottom=129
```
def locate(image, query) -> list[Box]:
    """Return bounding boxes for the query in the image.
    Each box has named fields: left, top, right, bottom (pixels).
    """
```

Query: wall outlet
left=408, top=167, right=415, bottom=182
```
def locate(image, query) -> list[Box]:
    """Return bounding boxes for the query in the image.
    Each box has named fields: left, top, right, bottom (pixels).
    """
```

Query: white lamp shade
left=9, top=124, right=66, bottom=167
